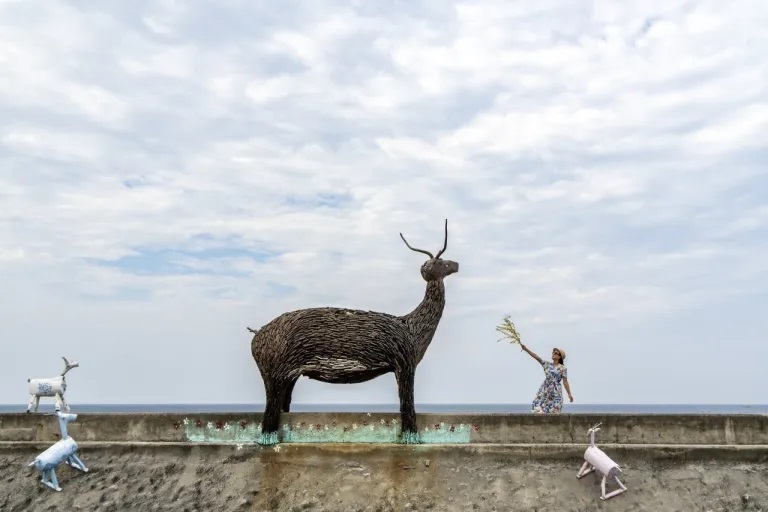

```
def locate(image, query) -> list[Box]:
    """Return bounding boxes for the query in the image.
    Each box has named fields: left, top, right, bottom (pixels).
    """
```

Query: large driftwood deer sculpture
left=249, top=220, right=459, bottom=445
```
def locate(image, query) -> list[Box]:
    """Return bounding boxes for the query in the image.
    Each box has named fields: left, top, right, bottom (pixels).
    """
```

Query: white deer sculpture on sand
left=576, top=422, right=628, bottom=501
left=28, top=411, right=89, bottom=491
left=26, top=357, right=79, bottom=413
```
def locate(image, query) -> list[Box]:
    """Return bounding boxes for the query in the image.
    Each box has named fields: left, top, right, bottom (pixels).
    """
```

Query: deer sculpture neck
left=404, top=279, right=446, bottom=363
left=396, top=220, right=456, bottom=364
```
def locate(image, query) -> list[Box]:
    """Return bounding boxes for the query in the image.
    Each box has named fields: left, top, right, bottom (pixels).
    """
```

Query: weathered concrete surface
left=2, top=413, right=766, bottom=510
left=1, top=412, right=767, bottom=445
left=1, top=443, right=767, bottom=511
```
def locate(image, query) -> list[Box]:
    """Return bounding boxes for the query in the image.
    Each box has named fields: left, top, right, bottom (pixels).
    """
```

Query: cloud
left=1, top=0, right=766, bottom=407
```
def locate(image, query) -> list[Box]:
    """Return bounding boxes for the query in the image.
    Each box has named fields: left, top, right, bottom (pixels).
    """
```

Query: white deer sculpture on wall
left=26, top=357, right=79, bottom=413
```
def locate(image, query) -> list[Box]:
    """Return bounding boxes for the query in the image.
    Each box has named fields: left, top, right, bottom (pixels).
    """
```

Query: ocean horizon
left=2, top=403, right=766, bottom=414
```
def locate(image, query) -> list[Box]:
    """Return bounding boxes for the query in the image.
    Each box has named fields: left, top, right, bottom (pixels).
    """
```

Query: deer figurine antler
left=61, top=357, right=79, bottom=376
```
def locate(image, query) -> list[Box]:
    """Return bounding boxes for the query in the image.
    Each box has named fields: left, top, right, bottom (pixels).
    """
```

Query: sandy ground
left=1, top=444, right=767, bottom=512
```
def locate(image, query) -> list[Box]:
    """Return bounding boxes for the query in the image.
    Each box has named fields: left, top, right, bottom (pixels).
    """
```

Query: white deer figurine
left=576, top=422, right=628, bottom=500
left=26, top=357, right=79, bottom=413
left=28, top=410, right=89, bottom=491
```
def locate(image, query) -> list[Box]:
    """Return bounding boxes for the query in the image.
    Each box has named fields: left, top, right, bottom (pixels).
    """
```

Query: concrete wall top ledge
left=2, top=412, right=766, bottom=418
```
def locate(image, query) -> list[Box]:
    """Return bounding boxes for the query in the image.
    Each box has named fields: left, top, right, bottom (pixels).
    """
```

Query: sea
left=1, top=403, right=766, bottom=414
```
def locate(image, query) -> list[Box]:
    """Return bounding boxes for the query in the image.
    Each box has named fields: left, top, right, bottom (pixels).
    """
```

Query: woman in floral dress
left=520, top=343, right=573, bottom=413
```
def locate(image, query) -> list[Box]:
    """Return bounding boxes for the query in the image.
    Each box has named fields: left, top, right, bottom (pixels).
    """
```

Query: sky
left=1, top=0, right=767, bottom=407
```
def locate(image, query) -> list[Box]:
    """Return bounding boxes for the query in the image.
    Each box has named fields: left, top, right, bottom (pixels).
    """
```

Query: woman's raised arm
left=520, top=343, right=543, bottom=364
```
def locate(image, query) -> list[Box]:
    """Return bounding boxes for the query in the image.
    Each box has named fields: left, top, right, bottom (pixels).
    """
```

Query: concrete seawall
left=2, top=413, right=767, bottom=511
left=2, top=412, right=767, bottom=445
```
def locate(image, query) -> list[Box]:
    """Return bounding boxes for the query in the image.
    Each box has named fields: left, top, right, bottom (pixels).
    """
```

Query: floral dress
left=531, top=361, right=567, bottom=414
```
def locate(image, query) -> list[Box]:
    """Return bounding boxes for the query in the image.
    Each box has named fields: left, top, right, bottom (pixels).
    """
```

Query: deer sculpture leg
left=396, top=369, right=421, bottom=444
left=65, top=453, right=88, bottom=472
left=282, top=378, right=298, bottom=413
left=259, top=379, right=286, bottom=446
left=60, top=394, right=70, bottom=412
left=26, top=395, right=39, bottom=413
left=45, top=469, right=61, bottom=492
left=54, top=393, right=67, bottom=412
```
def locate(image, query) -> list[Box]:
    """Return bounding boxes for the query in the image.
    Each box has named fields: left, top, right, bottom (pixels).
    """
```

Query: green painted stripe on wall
left=181, top=417, right=471, bottom=444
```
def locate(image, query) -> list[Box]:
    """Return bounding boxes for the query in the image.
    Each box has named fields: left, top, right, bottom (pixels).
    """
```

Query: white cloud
left=1, top=0, right=766, bottom=407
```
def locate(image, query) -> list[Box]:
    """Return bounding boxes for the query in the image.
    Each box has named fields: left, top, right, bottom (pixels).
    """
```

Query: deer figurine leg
left=396, top=369, right=421, bottom=444
left=577, top=460, right=594, bottom=478
left=259, top=379, right=285, bottom=446
left=43, top=469, right=61, bottom=492
left=26, top=395, right=37, bottom=413
left=65, top=453, right=88, bottom=473
left=55, top=393, right=69, bottom=412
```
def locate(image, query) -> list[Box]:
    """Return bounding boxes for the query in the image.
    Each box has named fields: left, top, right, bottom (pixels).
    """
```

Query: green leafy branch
left=496, top=315, right=522, bottom=345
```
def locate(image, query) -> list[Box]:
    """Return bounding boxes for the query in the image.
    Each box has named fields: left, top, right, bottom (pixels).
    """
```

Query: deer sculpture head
left=399, top=219, right=459, bottom=281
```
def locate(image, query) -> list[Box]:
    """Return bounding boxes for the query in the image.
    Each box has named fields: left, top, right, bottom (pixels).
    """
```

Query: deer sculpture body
left=28, top=411, right=89, bottom=492
left=26, top=357, right=79, bottom=413
left=249, top=220, right=458, bottom=445
left=576, top=423, right=628, bottom=500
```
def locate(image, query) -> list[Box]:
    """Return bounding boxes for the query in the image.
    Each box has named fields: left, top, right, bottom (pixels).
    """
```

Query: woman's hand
left=568, top=394, right=574, bottom=403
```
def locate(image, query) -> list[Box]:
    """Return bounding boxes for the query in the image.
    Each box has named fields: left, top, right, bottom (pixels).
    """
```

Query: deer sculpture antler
left=61, top=357, right=79, bottom=376
left=399, top=219, right=448, bottom=259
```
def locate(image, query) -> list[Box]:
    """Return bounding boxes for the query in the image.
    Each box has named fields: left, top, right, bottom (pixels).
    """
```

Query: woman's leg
left=531, top=381, right=548, bottom=412
left=551, top=390, right=563, bottom=413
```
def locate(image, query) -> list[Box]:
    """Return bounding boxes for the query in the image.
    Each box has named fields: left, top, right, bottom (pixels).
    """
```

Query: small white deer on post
left=576, top=422, right=628, bottom=501
left=26, top=357, right=79, bottom=413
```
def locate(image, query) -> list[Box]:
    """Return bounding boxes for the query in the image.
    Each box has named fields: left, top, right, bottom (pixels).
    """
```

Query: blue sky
left=1, top=0, right=766, bottom=406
